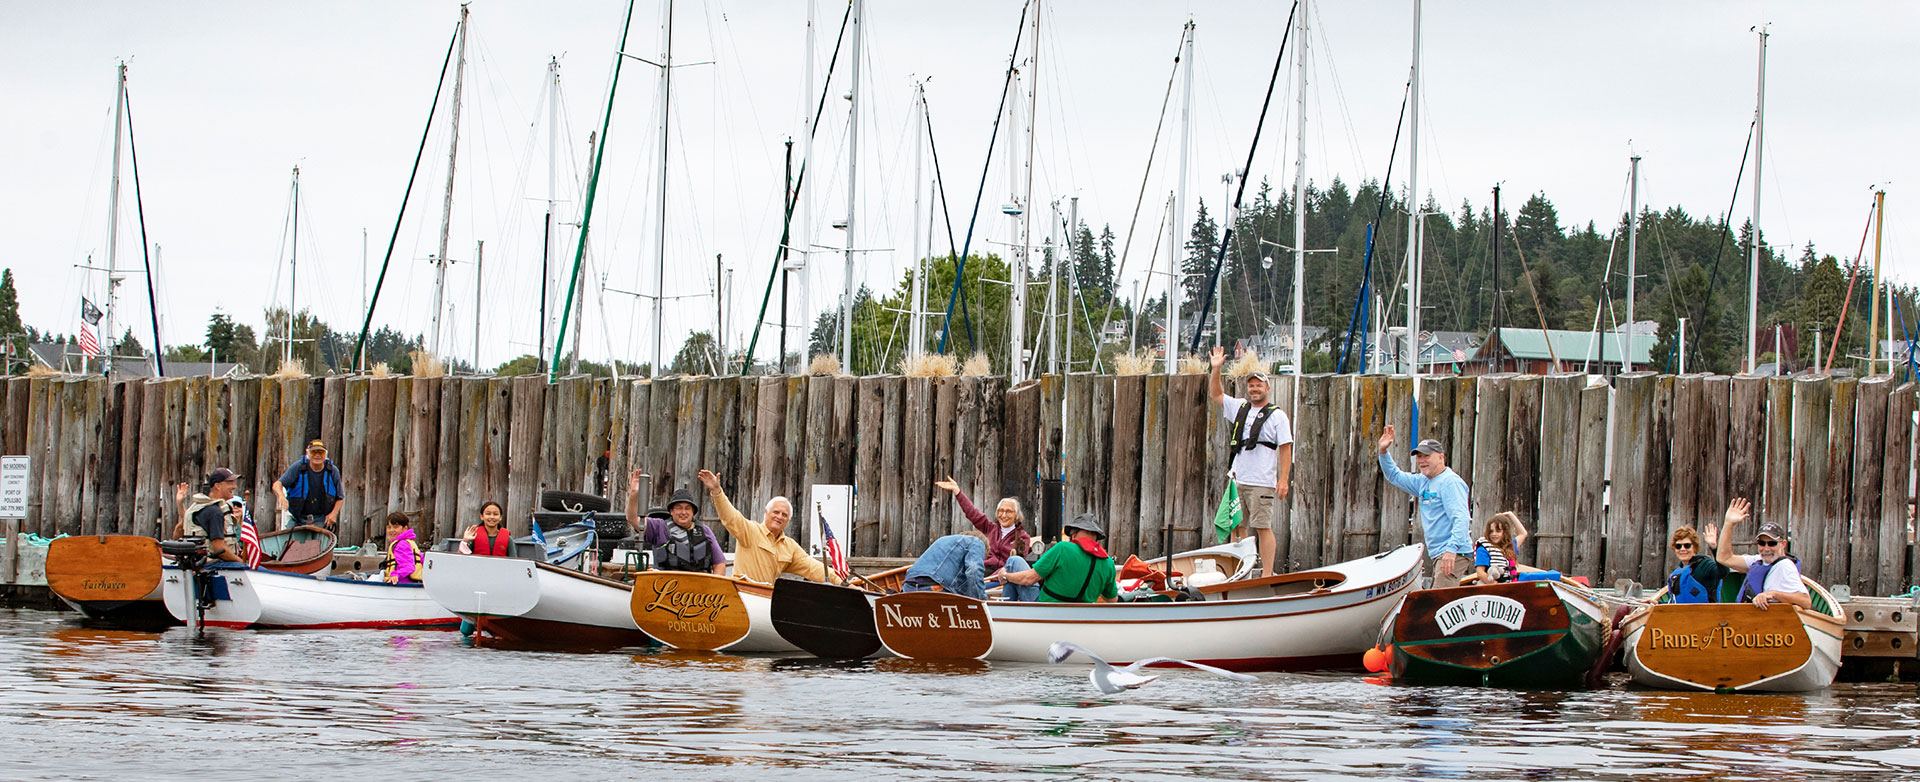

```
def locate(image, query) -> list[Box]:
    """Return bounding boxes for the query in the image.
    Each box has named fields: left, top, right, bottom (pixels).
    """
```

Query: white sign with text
left=0, top=455, right=30, bottom=519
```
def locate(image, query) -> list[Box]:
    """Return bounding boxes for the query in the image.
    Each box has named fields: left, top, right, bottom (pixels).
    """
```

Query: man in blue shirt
left=275, top=440, right=343, bottom=531
left=1376, top=425, right=1472, bottom=586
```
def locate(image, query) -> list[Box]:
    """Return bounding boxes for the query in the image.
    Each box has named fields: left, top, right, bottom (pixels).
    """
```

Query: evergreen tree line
left=806, top=178, right=1916, bottom=377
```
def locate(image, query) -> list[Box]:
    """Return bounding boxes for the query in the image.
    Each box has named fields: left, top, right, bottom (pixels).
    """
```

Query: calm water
left=3, top=608, right=1918, bottom=781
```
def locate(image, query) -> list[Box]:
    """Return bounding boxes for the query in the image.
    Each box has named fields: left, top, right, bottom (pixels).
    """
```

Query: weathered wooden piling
left=4, top=365, right=1916, bottom=596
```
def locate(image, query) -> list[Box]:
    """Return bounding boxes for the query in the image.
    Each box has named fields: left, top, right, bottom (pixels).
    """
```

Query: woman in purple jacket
left=934, top=477, right=1039, bottom=601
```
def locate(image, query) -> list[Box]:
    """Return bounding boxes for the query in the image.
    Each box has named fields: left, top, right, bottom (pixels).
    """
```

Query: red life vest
left=473, top=526, right=512, bottom=557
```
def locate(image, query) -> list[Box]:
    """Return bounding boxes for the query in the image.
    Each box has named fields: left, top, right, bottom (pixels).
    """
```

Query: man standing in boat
left=1713, top=498, right=1811, bottom=610
left=274, top=439, right=342, bottom=532
left=1375, top=426, right=1471, bottom=585
left=1208, top=345, right=1292, bottom=578
left=695, top=468, right=842, bottom=585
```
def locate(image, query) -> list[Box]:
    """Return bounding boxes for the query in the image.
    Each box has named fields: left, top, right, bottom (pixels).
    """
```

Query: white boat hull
left=731, top=582, right=800, bottom=653
left=982, top=544, right=1424, bottom=670
left=163, top=565, right=457, bottom=630
left=422, top=551, right=655, bottom=647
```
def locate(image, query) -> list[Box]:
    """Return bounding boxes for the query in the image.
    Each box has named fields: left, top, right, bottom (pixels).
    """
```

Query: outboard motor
left=160, top=539, right=212, bottom=633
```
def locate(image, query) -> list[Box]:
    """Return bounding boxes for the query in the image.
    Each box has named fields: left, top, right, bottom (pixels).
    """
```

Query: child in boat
left=460, top=501, right=513, bottom=557
left=1664, top=524, right=1730, bottom=603
left=383, top=512, right=423, bottom=584
left=1458, top=512, right=1528, bottom=585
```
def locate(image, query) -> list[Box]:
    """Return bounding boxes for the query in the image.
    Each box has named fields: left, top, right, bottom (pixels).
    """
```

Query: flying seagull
left=1048, top=641, right=1257, bottom=694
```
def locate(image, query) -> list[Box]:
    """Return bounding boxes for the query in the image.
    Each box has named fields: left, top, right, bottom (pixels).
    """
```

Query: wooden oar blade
left=772, top=577, right=882, bottom=659
left=873, top=591, right=992, bottom=660
left=629, top=571, right=751, bottom=651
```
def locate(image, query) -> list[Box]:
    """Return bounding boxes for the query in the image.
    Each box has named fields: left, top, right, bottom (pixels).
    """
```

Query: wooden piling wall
left=1, top=370, right=1914, bottom=593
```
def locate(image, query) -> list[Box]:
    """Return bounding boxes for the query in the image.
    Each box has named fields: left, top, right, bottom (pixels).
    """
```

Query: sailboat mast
left=1168, top=20, right=1193, bottom=374
left=797, top=0, right=815, bottom=372
left=1872, top=188, right=1887, bottom=373
left=540, top=56, right=559, bottom=374
left=1291, top=2, right=1308, bottom=382
left=1625, top=154, right=1639, bottom=372
left=287, top=165, right=300, bottom=366
left=838, top=0, right=863, bottom=370
left=1404, top=0, right=1423, bottom=383
left=1747, top=24, right=1768, bottom=373
left=431, top=3, right=471, bottom=358
left=1015, top=0, right=1040, bottom=380
left=474, top=239, right=484, bottom=368
left=654, top=0, right=675, bottom=375
left=103, top=62, right=126, bottom=375
left=909, top=82, right=927, bottom=357
left=1007, top=53, right=1026, bottom=379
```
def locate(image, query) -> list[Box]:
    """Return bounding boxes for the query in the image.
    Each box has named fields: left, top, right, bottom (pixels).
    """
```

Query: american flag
left=236, top=501, right=262, bottom=568
left=78, top=298, right=102, bottom=357
left=817, top=505, right=849, bottom=581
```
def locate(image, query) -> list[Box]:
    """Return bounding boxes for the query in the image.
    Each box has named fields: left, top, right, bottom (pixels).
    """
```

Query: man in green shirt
left=996, top=514, right=1117, bottom=603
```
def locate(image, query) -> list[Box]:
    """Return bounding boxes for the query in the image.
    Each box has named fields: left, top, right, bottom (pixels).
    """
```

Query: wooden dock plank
left=1505, top=375, right=1543, bottom=566
left=1790, top=375, right=1833, bottom=584
left=1108, top=374, right=1144, bottom=560
left=879, top=376, right=905, bottom=558
left=1884, top=383, right=1915, bottom=596
left=1850, top=376, right=1890, bottom=596
left=1572, top=381, right=1609, bottom=580
left=1605, top=373, right=1654, bottom=586
left=506, top=375, right=543, bottom=537
left=854, top=376, right=885, bottom=557
left=1535, top=374, right=1583, bottom=575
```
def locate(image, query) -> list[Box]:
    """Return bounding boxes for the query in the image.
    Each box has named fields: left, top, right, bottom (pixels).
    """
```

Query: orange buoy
left=1361, top=644, right=1390, bottom=673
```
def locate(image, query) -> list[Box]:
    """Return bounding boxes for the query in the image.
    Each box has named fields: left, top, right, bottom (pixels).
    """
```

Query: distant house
left=1237, top=324, right=1329, bottom=370
left=1468, top=328, right=1656, bottom=376
left=1375, top=329, right=1483, bottom=374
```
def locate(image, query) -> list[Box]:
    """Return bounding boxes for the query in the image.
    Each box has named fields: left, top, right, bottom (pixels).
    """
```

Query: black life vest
left=473, top=526, right=511, bottom=557
left=1229, top=402, right=1282, bottom=453
left=1667, top=561, right=1714, bottom=604
left=652, top=522, right=716, bottom=572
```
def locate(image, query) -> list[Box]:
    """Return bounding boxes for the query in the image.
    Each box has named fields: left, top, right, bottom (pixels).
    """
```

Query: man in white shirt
left=1208, top=345, right=1293, bottom=578
left=1713, top=497, right=1811, bottom=610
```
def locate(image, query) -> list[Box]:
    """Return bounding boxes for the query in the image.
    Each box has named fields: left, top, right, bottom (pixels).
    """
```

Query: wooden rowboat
left=1619, top=578, right=1844, bottom=692
left=627, top=571, right=802, bottom=653
left=161, top=563, right=459, bottom=630
left=873, top=545, right=1424, bottom=671
left=768, top=566, right=911, bottom=659
left=45, top=536, right=172, bottom=627
left=420, top=551, right=656, bottom=649
left=255, top=524, right=337, bottom=575
left=1386, top=578, right=1633, bottom=688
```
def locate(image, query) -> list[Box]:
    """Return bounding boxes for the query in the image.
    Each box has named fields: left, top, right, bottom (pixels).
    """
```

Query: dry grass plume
left=899, top=352, right=957, bottom=377
left=961, top=352, right=992, bottom=377
left=806, top=353, right=842, bottom=377
left=1113, top=351, right=1155, bottom=376
left=369, top=362, right=391, bottom=379
left=24, top=364, right=62, bottom=378
left=1177, top=353, right=1207, bottom=375
left=269, top=357, right=308, bottom=379
left=1227, top=349, right=1266, bottom=378
left=409, top=350, right=446, bottom=378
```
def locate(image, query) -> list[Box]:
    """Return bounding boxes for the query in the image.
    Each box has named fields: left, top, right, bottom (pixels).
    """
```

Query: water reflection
left=0, top=608, right=1916, bottom=780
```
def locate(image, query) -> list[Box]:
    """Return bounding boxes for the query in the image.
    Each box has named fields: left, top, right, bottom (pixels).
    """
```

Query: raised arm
left=1715, top=498, right=1750, bottom=571
left=1374, top=425, right=1423, bottom=495
left=1208, top=345, right=1226, bottom=404
left=698, top=469, right=752, bottom=539
left=625, top=469, right=643, bottom=528
left=1510, top=515, right=1530, bottom=550
left=937, top=476, right=993, bottom=534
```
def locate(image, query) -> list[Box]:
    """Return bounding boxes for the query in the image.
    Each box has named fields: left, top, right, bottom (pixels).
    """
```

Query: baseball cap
left=1412, top=439, right=1446, bottom=455
left=1755, top=522, right=1789, bottom=541
left=207, top=467, right=241, bottom=484
left=1246, top=371, right=1269, bottom=384
left=306, top=439, right=328, bottom=453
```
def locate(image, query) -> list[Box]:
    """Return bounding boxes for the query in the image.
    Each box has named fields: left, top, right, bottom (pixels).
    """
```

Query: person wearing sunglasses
left=1712, top=497, right=1812, bottom=610
left=1664, top=523, right=1729, bottom=603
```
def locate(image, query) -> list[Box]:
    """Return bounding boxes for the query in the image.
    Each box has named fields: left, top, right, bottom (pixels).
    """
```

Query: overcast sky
left=4, top=1, right=1915, bottom=371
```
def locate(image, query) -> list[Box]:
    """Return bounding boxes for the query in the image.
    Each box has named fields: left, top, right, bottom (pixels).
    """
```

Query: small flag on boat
left=77, top=298, right=103, bottom=357
left=817, top=504, right=849, bottom=581
left=237, top=501, right=262, bottom=569
left=1213, top=479, right=1242, bottom=544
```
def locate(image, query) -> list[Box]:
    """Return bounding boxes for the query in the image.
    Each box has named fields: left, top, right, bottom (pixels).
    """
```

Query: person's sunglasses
left=1672, top=543, right=1694, bottom=551
left=1755, top=539, right=1780, bottom=547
